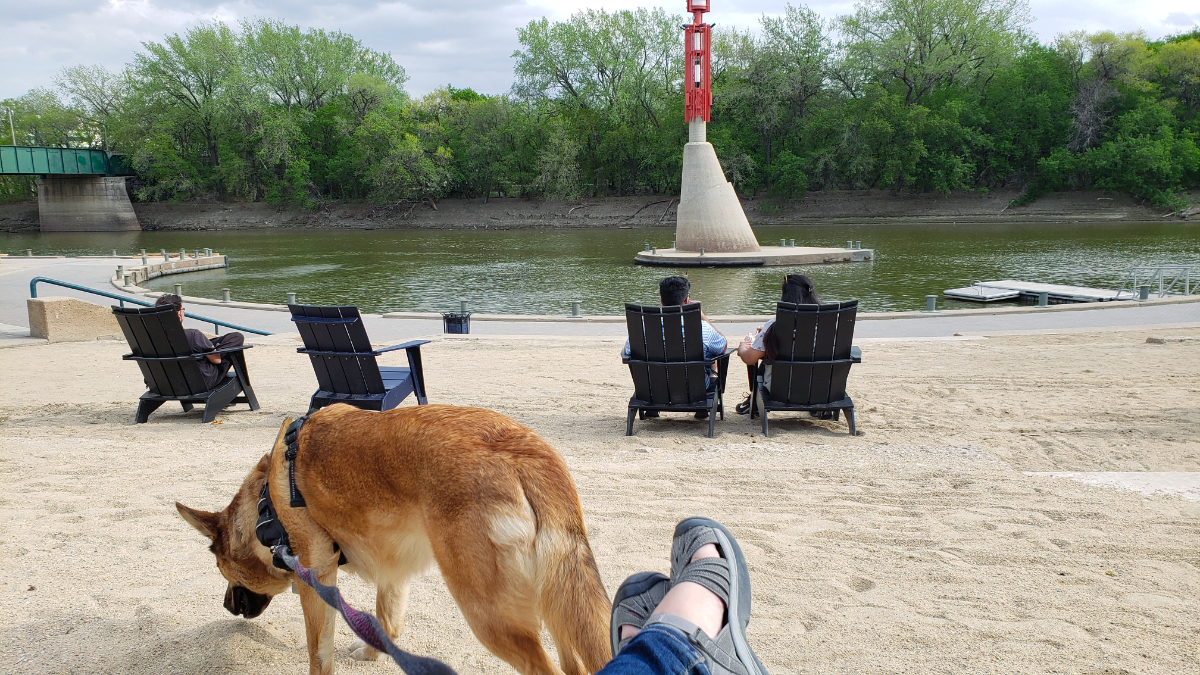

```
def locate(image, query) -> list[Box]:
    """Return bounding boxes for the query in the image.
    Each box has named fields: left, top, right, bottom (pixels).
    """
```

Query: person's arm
left=702, top=322, right=727, bottom=367
left=736, top=326, right=764, bottom=364
left=184, top=328, right=221, bottom=364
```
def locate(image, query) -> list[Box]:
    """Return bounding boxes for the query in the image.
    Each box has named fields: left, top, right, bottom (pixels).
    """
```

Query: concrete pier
left=635, top=245, right=874, bottom=267
left=37, top=176, right=139, bottom=232
left=674, top=121, right=760, bottom=253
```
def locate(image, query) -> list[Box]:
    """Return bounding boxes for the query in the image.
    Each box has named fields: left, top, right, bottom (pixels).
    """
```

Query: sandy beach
left=1, top=328, right=1198, bottom=674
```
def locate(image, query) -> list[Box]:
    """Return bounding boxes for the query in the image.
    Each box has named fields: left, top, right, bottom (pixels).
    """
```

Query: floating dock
left=944, top=280, right=1133, bottom=303
left=635, top=245, right=874, bottom=267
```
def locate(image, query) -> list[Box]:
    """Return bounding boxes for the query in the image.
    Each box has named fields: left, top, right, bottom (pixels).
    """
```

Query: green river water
left=6, top=221, right=1199, bottom=315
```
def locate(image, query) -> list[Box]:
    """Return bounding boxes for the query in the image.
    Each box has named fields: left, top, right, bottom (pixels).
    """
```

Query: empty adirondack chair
left=289, top=305, right=429, bottom=413
left=113, top=305, right=260, bottom=423
left=755, top=300, right=862, bottom=436
left=623, top=302, right=734, bottom=438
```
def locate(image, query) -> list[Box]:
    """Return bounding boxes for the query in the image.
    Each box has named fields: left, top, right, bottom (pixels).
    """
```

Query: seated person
left=735, top=274, right=819, bottom=414
left=624, top=276, right=727, bottom=419
left=154, top=294, right=245, bottom=390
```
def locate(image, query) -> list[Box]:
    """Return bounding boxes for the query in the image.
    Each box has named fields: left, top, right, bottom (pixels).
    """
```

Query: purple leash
left=273, top=545, right=457, bottom=675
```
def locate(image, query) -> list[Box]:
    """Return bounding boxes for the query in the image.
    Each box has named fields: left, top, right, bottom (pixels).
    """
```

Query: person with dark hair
left=623, top=276, right=728, bottom=419
left=154, top=294, right=246, bottom=389
left=734, top=275, right=820, bottom=414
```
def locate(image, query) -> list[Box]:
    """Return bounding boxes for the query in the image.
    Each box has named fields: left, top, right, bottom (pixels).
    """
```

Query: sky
left=1, top=0, right=1198, bottom=101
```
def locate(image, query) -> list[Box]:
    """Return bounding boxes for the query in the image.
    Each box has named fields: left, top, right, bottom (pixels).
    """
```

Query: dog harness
left=255, top=415, right=345, bottom=569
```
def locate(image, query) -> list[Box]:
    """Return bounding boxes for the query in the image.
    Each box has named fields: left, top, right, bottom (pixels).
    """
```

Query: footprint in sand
left=850, top=576, right=875, bottom=592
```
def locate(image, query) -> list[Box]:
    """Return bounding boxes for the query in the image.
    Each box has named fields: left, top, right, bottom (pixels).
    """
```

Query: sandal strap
left=675, top=557, right=730, bottom=606
left=671, top=527, right=731, bottom=605
left=645, top=614, right=749, bottom=675
left=613, top=590, right=663, bottom=637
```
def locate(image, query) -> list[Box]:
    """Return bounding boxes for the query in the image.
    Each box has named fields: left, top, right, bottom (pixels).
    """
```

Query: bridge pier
left=37, top=175, right=140, bottom=232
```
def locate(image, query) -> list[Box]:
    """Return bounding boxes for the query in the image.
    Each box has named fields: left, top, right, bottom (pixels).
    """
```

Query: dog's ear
left=176, top=502, right=220, bottom=541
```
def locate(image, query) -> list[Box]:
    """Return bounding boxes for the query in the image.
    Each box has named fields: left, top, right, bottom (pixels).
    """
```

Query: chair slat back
left=112, top=306, right=210, bottom=396
left=289, top=305, right=386, bottom=395
left=766, top=301, right=858, bottom=405
left=625, top=303, right=709, bottom=405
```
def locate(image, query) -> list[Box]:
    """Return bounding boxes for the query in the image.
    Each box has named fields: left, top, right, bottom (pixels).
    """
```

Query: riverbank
left=4, top=189, right=1197, bottom=232
left=1, top=329, right=1197, bottom=674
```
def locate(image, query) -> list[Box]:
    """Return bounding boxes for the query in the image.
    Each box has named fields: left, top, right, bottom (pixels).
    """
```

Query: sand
left=1, top=328, right=1198, bottom=674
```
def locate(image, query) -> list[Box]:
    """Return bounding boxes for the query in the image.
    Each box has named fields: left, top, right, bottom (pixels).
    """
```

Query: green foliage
left=4, top=9, right=1197, bottom=207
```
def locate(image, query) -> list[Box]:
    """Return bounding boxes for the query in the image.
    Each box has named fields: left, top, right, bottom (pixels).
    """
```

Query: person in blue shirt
left=624, top=276, right=728, bottom=419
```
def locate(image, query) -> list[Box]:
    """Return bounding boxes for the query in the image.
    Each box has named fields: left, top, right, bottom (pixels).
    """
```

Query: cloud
left=2, top=0, right=1199, bottom=102
left=1164, top=12, right=1199, bottom=27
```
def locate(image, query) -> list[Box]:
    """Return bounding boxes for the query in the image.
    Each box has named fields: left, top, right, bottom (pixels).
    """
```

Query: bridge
left=1, top=145, right=139, bottom=232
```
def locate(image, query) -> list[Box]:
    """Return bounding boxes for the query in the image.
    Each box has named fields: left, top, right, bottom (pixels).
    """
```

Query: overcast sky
left=2, top=0, right=1198, bottom=101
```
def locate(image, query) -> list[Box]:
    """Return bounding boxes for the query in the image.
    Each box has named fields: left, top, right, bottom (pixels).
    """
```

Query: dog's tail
left=518, top=461, right=612, bottom=675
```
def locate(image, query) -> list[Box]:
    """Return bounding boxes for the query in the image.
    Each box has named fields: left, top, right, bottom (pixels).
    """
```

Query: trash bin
left=442, top=312, right=471, bottom=334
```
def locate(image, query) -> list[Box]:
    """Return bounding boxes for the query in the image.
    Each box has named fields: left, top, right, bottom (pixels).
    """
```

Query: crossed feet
left=618, top=543, right=724, bottom=642
left=610, top=518, right=767, bottom=675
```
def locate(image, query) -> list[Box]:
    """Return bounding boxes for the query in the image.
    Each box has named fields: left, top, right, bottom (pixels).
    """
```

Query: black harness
left=255, top=415, right=345, bottom=570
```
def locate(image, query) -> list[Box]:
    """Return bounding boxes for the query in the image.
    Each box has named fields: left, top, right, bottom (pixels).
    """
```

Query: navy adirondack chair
left=755, top=300, right=862, bottom=436
left=113, top=305, right=260, bottom=423
left=289, top=305, right=429, bottom=413
left=623, top=302, right=734, bottom=438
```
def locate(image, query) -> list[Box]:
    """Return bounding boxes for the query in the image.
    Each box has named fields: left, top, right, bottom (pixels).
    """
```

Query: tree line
left=2, top=1, right=1198, bottom=209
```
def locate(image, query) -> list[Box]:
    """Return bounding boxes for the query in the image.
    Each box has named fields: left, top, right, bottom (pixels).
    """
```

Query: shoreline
left=3, top=188, right=1196, bottom=232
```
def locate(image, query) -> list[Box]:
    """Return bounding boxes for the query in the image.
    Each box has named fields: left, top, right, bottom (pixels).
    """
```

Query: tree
left=54, top=65, right=129, bottom=149
left=838, top=0, right=1031, bottom=105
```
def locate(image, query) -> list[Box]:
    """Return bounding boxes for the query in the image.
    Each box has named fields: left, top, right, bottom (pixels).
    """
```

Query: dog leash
left=272, top=545, right=458, bottom=675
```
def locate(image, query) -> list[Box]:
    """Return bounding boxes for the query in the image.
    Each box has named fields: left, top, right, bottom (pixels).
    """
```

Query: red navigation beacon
left=684, top=0, right=712, bottom=123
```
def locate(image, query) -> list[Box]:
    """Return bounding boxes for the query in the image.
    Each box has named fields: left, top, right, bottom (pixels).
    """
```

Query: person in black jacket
left=154, top=294, right=244, bottom=389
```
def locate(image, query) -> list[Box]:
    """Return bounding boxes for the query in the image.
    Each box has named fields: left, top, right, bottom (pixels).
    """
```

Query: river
left=5, top=221, right=1199, bottom=314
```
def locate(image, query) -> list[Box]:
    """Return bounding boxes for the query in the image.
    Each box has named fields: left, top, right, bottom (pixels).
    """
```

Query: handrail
left=29, top=276, right=271, bottom=336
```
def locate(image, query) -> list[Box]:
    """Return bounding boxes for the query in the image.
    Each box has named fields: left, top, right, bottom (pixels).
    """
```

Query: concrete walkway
left=3, top=256, right=1199, bottom=347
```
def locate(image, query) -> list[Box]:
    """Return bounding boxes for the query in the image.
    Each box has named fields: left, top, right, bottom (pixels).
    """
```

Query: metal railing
left=1116, top=265, right=1200, bottom=300
left=29, top=277, right=271, bottom=336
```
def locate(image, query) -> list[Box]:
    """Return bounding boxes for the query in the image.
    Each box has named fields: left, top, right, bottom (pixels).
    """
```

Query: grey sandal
left=648, top=517, right=767, bottom=675
left=610, top=571, right=670, bottom=656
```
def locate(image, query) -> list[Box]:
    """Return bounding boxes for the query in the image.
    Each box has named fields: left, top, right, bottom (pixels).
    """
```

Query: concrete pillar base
left=675, top=140, right=760, bottom=253
left=38, top=175, right=140, bottom=232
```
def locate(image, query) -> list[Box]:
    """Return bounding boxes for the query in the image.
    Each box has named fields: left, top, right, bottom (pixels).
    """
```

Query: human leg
left=605, top=519, right=767, bottom=675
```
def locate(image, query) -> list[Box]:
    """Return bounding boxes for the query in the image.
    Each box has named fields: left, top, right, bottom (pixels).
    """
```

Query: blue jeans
left=598, top=624, right=708, bottom=675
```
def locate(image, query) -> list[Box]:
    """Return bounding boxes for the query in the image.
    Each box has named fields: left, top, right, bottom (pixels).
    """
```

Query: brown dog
left=177, top=403, right=611, bottom=675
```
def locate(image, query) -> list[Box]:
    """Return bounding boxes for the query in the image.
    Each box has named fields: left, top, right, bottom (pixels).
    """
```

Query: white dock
left=944, top=280, right=1133, bottom=303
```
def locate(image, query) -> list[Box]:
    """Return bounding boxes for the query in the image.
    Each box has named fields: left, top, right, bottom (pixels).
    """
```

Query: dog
left=177, top=403, right=611, bottom=675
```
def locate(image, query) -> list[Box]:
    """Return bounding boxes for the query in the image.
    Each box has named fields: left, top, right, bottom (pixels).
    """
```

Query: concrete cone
left=675, top=122, right=760, bottom=253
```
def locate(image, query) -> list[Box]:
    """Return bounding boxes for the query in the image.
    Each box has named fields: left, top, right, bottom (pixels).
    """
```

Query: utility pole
left=7, top=109, right=15, bottom=146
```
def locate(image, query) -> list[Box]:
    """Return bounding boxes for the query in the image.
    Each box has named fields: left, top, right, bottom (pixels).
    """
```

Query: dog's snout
left=225, top=584, right=273, bottom=618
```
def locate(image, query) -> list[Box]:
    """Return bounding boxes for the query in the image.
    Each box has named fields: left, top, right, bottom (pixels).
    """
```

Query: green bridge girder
left=0, top=146, right=134, bottom=176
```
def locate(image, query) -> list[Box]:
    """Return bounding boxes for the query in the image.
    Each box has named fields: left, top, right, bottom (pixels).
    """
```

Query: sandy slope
left=1, top=329, right=1197, bottom=674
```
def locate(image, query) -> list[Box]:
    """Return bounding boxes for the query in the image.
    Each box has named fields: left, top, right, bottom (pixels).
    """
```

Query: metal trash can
left=442, top=312, right=471, bottom=334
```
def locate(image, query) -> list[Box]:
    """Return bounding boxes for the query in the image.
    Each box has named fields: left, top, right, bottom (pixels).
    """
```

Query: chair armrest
left=851, top=346, right=862, bottom=363
left=210, top=345, right=253, bottom=356
left=123, top=345, right=252, bottom=362
left=376, top=339, right=430, bottom=353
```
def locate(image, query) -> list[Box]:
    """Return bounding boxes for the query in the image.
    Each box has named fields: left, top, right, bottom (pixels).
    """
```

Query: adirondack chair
left=112, top=305, right=260, bottom=423
left=623, top=302, right=734, bottom=438
left=289, top=305, right=429, bottom=413
left=755, top=300, right=862, bottom=436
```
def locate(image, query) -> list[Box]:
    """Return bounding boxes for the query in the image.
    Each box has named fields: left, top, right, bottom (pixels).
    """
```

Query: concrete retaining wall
left=38, top=176, right=140, bottom=232
left=28, top=296, right=123, bottom=343
left=119, top=255, right=228, bottom=287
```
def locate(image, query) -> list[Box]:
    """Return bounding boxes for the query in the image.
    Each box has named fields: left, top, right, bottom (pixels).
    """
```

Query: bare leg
left=619, top=543, right=724, bottom=642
